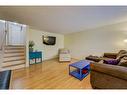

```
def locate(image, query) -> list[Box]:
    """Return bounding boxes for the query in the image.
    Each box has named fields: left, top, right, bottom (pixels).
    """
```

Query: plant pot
left=29, top=48, right=33, bottom=52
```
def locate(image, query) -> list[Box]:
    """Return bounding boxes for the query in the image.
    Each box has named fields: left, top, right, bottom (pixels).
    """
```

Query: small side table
left=69, top=60, right=90, bottom=80
left=29, top=51, right=42, bottom=64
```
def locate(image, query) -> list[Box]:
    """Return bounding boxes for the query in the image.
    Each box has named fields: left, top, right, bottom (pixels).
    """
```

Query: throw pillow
left=103, top=59, right=119, bottom=65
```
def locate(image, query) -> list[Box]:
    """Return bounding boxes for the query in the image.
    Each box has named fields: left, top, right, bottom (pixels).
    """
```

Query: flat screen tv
left=43, top=36, right=56, bottom=45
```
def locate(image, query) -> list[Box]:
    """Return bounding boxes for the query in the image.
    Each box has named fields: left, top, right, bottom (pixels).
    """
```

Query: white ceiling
left=1, top=6, right=127, bottom=34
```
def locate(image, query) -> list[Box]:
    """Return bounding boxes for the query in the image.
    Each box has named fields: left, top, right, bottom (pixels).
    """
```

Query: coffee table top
left=69, top=60, right=91, bottom=69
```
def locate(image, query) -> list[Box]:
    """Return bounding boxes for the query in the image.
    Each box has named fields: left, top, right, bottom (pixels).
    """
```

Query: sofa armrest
left=103, top=53, right=117, bottom=59
left=90, top=63, right=127, bottom=80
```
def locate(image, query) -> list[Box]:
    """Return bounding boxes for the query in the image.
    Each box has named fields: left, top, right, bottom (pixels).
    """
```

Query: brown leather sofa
left=90, top=50, right=127, bottom=89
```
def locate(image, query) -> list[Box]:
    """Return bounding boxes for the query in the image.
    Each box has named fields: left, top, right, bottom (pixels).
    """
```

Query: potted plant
left=29, top=41, right=35, bottom=52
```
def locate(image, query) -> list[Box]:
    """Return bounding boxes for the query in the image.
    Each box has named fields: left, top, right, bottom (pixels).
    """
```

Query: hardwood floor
left=10, top=58, right=92, bottom=89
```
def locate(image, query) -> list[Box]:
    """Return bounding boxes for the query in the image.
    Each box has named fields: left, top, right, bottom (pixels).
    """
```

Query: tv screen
left=43, top=36, right=56, bottom=45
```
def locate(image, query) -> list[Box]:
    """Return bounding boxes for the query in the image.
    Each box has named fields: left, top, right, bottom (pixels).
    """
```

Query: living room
left=1, top=6, right=127, bottom=91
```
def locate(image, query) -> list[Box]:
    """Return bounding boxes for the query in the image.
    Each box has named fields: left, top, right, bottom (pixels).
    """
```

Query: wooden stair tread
left=3, top=58, right=25, bottom=63
left=2, top=62, right=25, bottom=67
left=5, top=50, right=25, bottom=52
left=3, top=59, right=25, bottom=64
left=5, top=45, right=25, bottom=47
left=5, top=48, right=25, bottom=50
left=4, top=54, right=25, bottom=58
left=4, top=51, right=25, bottom=53
left=4, top=52, right=25, bottom=56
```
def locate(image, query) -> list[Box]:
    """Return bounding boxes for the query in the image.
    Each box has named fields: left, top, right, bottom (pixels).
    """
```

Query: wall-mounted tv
left=43, top=36, right=56, bottom=45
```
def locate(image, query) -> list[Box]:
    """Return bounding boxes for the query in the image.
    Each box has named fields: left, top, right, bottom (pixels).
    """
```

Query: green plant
left=29, top=41, right=35, bottom=48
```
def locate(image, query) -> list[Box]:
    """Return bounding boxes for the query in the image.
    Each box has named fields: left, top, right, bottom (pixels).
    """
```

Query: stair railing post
left=0, top=21, right=8, bottom=71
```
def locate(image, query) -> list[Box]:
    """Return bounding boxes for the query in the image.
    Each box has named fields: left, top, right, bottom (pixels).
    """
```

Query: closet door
left=8, top=22, right=26, bottom=45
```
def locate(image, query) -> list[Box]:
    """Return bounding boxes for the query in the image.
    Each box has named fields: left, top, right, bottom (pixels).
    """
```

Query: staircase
left=1, top=45, right=26, bottom=71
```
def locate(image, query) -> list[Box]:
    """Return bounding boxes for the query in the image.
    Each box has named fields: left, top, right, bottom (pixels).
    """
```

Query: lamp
left=124, top=39, right=127, bottom=43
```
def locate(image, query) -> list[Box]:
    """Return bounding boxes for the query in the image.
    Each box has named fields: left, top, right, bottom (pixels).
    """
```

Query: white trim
left=25, top=26, right=29, bottom=67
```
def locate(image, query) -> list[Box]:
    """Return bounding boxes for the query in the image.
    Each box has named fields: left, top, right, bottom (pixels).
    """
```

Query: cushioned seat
left=0, top=70, right=11, bottom=89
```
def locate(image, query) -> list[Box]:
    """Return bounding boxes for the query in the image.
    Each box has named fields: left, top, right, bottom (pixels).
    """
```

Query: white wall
left=65, top=22, right=127, bottom=59
left=29, top=28, right=64, bottom=60
left=0, top=13, right=6, bottom=20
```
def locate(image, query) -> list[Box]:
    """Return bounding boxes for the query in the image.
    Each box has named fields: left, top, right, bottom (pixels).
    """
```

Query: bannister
left=0, top=30, right=7, bottom=50
left=0, top=22, right=7, bottom=50
left=0, top=21, right=8, bottom=71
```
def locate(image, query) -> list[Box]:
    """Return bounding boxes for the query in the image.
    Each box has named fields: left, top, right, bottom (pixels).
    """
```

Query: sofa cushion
left=90, top=63, right=127, bottom=80
left=117, top=50, right=127, bottom=59
left=118, top=57, right=127, bottom=67
left=86, top=55, right=101, bottom=62
left=103, top=59, right=119, bottom=65
left=103, top=53, right=117, bottom=59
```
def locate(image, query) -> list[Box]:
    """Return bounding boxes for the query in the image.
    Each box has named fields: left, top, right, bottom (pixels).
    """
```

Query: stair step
left=5, top=45, right=25, bottom=47
left=2, top=60, right=25, bottom=67
left=4, top=50, right=25, bottom=54
left=5, top=45, right=25, bottom=48
left=4, top=53, right=25, bottom=58
left=4, top=57, right=25, bottom=63
left=5, top=47, right=25, bottom=50
left=1, top=64, right=26, bottom=71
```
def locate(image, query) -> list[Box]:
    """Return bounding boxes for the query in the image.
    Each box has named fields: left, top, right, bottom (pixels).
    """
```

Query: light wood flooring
left=10, top=58, right=92, bottom=89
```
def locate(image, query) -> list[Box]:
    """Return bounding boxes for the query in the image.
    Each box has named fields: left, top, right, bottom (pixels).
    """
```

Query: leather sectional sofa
left=90, top=50, right=127, bottom=89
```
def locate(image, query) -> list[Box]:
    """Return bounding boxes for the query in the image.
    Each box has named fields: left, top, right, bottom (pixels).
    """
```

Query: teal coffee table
left=69, top=60, right=91, bottom=80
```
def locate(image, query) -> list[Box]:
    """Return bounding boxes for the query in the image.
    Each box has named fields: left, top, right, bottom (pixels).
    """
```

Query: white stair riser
left=5, top=49, right=25, bottom=53
left=4, top=56, right=25, bottom=62
left=1, top=64, right=26, bottom=71
left=2, top=60, right=25, bottom=67
left=4, top=53, right=25, bottom=57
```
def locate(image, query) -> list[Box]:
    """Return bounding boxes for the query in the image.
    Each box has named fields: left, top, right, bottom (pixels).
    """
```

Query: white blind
left=8, top=22, right=26, bottom=45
